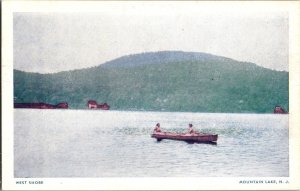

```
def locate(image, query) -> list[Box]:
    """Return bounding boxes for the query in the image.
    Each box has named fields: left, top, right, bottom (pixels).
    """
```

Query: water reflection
left=154, top=138, right=217, bottom=145
left=14, top=109, right=289, bottom=177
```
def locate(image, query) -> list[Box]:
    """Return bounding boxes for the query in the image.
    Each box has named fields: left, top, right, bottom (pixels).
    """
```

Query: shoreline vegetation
left=14, top=51, right=288, bottom=113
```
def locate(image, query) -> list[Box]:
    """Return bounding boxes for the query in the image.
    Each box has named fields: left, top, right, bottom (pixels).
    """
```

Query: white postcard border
left=2, top=1, right=300, bottom=190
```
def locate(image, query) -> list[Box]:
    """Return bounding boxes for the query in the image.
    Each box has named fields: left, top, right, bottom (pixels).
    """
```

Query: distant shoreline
left=13, top=108, right=288, bottom=115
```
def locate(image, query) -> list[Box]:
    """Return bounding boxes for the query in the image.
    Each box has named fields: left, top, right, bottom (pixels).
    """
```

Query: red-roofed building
left=273, top=106, right=287, bottom=114
left=87, top=100, right=98, bottom=109
left=87, top=100, right=110, bottom=110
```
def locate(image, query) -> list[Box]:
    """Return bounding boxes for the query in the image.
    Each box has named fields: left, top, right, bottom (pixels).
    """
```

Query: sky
left=13, top=4, right=289, bottom=73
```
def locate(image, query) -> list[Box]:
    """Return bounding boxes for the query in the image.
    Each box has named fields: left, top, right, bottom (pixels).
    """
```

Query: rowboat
left=151, top=132, right=218, bottom=144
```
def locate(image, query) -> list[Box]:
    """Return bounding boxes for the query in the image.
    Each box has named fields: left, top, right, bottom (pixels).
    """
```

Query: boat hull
left=151, top=132, right=218, bottom=143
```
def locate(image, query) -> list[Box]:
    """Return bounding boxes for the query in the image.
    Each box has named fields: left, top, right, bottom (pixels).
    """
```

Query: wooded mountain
left=14, top=51, right=288, bottom=113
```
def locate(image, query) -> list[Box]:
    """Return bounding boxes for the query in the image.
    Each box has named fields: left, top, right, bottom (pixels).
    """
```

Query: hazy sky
left=14, top=6, right=289, bottom=73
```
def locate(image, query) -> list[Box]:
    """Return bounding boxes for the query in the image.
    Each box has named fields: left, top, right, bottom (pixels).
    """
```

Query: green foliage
left=14, top=53, right=288, bottom=113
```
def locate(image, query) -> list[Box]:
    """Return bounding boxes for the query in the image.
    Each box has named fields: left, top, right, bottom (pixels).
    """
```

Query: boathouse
left=14, top=102, right=68, bottom=109
left=87, top=100, right=98, bottom=109
left=273, top=106, right=287, bottom=114
left=87, top=100, right=110, bottom=110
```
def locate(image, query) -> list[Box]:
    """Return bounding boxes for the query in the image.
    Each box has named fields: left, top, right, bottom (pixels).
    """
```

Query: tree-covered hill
left=14, top=51, right=288, bottom=113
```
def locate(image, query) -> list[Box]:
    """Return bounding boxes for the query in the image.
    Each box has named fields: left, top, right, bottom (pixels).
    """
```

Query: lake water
left=14, top=109, right=289, bottom=177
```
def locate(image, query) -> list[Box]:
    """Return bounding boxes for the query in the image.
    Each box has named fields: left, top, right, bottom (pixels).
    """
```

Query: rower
left=188, top=124, right=195, bottom=134
left=154, top=123, right=161, bottom=133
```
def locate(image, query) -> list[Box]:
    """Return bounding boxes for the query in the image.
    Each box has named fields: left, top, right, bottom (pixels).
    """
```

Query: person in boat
left=188, top=123, right=195, bottom=134
left=154, top=123, right=162, bottom=133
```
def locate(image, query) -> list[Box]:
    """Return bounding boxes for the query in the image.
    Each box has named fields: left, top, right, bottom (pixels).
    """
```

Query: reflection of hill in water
left=14, top=51, right=288, bottom=113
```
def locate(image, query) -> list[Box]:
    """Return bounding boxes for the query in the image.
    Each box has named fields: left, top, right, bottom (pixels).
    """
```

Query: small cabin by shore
left=273, top=106, right=287, bottom=114
left=87, top=100, right=110, bottom=110
left=87, top=100, right=98, bottom=109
